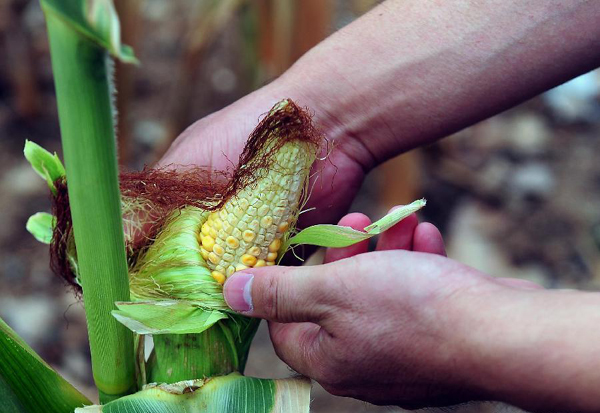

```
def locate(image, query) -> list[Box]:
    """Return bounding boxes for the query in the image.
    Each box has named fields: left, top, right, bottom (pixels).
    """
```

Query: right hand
left=223, top=211, right=542, bottom=408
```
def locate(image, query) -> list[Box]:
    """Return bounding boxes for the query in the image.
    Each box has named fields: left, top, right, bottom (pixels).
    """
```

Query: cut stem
left=44, top=9, right=136, bottom=402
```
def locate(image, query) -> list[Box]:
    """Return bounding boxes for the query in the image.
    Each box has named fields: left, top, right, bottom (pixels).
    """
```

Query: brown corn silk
left=50, top=99, right=323, bottom=292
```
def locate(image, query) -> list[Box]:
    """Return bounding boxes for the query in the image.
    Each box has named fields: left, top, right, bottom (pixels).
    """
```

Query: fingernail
left=224, top=272, right=254, bottom=312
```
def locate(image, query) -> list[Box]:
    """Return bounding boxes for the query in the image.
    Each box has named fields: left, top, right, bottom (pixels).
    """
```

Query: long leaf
left=76, top=373, right=311, bottom=413
left=284, top=199, right=426, bottom=250
left=0, top=316, right=91, bottom=413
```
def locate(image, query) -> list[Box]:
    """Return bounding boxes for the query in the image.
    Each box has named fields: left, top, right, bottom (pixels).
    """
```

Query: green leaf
left=23, top=140, right=65, bottom=194
left=112, top=301, right=227, bottom=335
left=363, top=198, right=427, bottom=234
left=285, top=224, right=370, bottom=249
left=26, top=212, right=55, bottom=244
left=285, top=199, right=427, bottom=249
left=0, top=316, right=91, bottom=413
left=76, top=373, right=311, bottom=413
left=40, top=0, right=138, bottom=63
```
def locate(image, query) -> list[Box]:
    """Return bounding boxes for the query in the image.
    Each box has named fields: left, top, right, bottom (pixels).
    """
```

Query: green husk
left=128, top=207, right=228, bottom=309
left=112, top=301, right=227, bottom=335
left=145, top=316, right=260, bottom=383
left=75, top=373, right=311, bottom=413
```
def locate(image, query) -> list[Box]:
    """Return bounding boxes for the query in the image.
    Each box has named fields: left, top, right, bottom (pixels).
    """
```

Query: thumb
left=223, top=265, right=332, bottom=323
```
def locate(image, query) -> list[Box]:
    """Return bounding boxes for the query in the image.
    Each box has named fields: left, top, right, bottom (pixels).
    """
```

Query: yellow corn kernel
left=197, top=109, right=318, bottom=280
left=242, top=230, right=256, bottom=242
left=260, top=216, right=273, bottom=228
left=248, top=246, right=261, bottom=257
left=241, top=254, right=257, bottom=267
left=211, top=271, right=226, bottom=285
left=226, top=236, right=240, bottom=249
left=200, top=247, right=209, bottom=260
left=213, top=244, right=224, bottom=256
left=268, top=239, right=281, bottom=253
left=208, top=252, right=219, bottom=265
left=202, top=236, right=215, bottom=252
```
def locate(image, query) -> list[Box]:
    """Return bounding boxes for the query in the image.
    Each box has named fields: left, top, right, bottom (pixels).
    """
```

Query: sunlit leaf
left=26, top=212, right=55, bottom=244
left=23, top=140, right=65, bottom=194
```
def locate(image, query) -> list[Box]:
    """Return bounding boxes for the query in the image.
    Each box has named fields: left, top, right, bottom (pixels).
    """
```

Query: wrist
left=451, top=284, right=600, bottom=412
left=265, top=57, right=378, bottom=173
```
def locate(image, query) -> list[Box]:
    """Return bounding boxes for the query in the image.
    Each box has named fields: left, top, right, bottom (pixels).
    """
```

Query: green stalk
left=43, top=4, right=136, bottom=402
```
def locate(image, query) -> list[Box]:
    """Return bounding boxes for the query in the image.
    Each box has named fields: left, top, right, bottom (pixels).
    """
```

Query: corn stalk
left=40, top=0, right=137, bottom=403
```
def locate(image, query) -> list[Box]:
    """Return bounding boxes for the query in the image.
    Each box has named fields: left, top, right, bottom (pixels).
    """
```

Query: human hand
left=223, top=210, right=542, bottom=409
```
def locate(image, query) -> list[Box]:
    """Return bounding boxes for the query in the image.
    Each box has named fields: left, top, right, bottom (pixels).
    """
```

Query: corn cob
left=200, top=139, right=314, bottom=284
left=128, top=99, right=321, bottom=306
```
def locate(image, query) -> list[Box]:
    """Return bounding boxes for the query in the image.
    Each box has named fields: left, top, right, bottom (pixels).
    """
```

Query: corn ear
left=129, top=99, right=319, bottom=309
left=200, top=138, right=315, bottom=283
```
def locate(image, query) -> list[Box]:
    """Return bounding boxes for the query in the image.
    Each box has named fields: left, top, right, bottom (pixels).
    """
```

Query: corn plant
left=0, top=1, right=425, bottom=412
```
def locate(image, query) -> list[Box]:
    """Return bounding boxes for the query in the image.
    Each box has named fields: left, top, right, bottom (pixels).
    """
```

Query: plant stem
left=44, top=12, right=136, bottom=402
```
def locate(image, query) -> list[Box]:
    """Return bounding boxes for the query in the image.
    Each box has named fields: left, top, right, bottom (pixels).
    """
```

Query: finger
left=223, top=266, right=333, bottom=323
left=268, top=321, right=325, bottom=377
left=495, top=277, right=544, bottom=290
left=375, top=212, right=418, bottom=251
left=413, top=222, right=446, bottom=256
left=324, top=213, right=371, bottom=264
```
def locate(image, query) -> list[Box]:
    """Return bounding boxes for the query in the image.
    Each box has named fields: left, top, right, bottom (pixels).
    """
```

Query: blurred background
left=1, top=0, right=599, bottom=412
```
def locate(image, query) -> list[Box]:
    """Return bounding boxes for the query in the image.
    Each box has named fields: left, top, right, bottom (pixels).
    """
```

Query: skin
left=160, top=0, right=600, bottom=410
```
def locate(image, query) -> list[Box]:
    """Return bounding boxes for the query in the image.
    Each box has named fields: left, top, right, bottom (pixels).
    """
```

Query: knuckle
left=261, top=273, right=280, bottom=320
